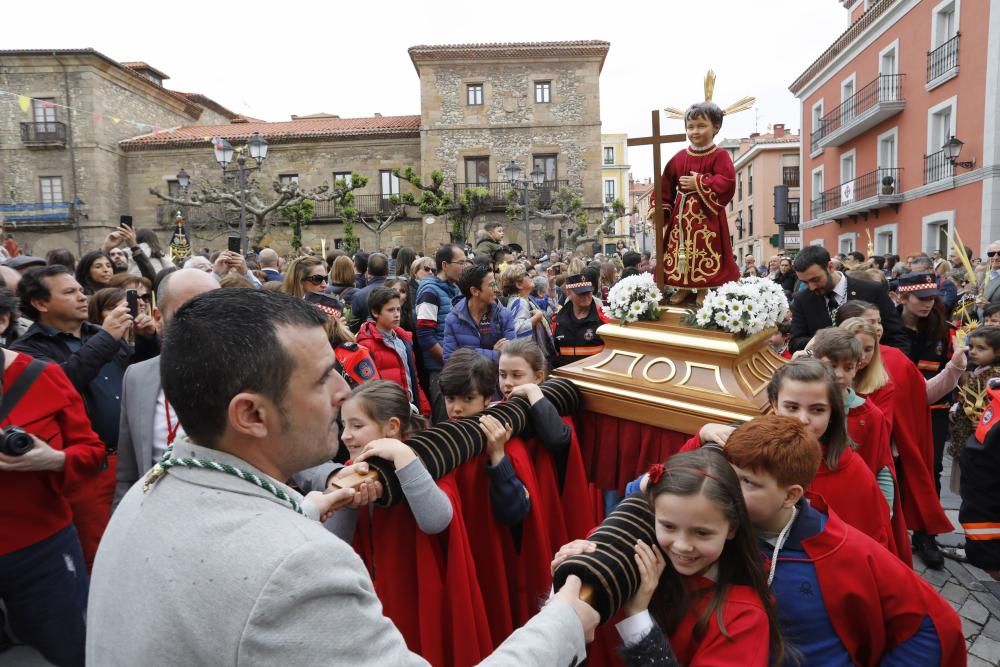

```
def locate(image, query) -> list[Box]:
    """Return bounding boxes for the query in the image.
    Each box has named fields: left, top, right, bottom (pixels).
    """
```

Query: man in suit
left=113, top=269, right=218, bottom=510
left=88, top=289, right=596, bottom=665
left=790, top=245, right=909, bottom=353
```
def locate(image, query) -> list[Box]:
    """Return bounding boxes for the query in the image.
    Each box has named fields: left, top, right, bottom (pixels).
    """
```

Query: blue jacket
left=442, top=298, right=516, bottom=362
left=415, top=276, right=461, bottom=371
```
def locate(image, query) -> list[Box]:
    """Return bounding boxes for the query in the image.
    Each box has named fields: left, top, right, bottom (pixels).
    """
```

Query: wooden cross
left=627, top=110, right=686, bottom=290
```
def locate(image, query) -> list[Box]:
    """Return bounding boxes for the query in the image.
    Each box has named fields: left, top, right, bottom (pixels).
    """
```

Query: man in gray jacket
left=88, top=288, right=596, bottom=666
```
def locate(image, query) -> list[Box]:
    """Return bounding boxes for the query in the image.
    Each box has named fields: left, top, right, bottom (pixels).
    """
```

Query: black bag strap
left=0, top=359, right=47, bottom=424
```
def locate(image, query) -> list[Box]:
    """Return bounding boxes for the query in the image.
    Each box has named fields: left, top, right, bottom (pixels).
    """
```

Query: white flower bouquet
left=689, top=276, right=788, bottom=337
left=606, top=273, right=665, bottom=324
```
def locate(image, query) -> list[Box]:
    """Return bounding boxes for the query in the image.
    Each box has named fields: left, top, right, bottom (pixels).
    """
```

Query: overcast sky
left=4, top=0, right=847, bottom=180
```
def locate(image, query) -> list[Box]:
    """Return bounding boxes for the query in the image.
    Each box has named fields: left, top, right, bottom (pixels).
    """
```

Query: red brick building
left=790, top=0, right=1000, bottom=258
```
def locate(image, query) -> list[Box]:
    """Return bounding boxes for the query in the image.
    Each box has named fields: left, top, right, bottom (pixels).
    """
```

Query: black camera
left=0, top=426, right=34, bottom=457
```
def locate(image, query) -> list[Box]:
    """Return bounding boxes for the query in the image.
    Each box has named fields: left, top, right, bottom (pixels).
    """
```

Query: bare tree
left=150, top=178, right=340, bottom=246
left=506, top=185, right=593, bottom=250
left=357, top=197, right=406, bottom=251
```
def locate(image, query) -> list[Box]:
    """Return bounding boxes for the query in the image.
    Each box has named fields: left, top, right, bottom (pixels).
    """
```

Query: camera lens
left=0, top=426, right=34, bottom=457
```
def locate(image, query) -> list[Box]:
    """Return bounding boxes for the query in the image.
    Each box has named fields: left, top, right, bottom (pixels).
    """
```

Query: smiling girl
left=341, top=380, right=492, bottom=666
left=554, top=449, right=784, bottom=665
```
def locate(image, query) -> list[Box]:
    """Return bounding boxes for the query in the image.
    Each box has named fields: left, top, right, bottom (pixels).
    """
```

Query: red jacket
left=0, top=352, right=106, bottom=555
left=356, top=322, right=430, bottom=415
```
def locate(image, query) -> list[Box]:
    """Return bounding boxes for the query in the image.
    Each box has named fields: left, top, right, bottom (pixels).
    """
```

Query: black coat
left=789, top=276, right=909, bottom=354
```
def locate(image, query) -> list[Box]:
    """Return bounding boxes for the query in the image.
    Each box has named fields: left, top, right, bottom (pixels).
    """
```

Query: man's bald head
left=0, top=266, right=21, bottom=294
left=258, top=248, right=279, bottom=268
left=157, top=269, right=219, bottom=324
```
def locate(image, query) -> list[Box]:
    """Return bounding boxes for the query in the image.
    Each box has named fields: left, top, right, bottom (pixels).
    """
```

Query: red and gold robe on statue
left=659, top=145, right=741, bottom=289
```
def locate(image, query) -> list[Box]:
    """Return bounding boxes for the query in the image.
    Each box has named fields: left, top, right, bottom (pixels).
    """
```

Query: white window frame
left=877, top=127, right=899, bottom=170
left=840, top=73, right=857, bottom=121
left=879, top=40, right=899, bottom=76
left=604, top=179, right=616, bottom=204
left=534, top=80, right=551, bottom=104
left=333, top=171, right=353, bottom=188
left=838, top=232, right=858, bottom=254
left=927, top=95, right=958, bottom=154
left=931, top=0, right=960, bottom=49
left=603, top=146, right=614, bottom=165
left=39, top=176, right=63, bottom=204
left=380, top=170, right=400, bottom=198
left=278, top=173, right=299, bottom=185
left=874, top=223, right=899, bottom=255
left=810, top=99, right=825, bottom=155
left=466, top=83, right=484, bottom=106
left=840, top=149, right=857, bottom=185
left=922, top=210, right=956, bottom=254
left=811, top=165, right=825, bottom=200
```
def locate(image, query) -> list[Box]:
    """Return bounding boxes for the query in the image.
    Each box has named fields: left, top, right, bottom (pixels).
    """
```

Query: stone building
left=0, top=49, right=236, bottom=255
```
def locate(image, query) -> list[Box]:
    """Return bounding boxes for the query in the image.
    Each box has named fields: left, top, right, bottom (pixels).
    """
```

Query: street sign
left=784, top=234, right=801, bottom=246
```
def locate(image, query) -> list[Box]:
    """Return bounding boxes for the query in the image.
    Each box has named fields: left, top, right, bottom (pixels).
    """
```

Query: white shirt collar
left=832, top=271, right=848, bottom=304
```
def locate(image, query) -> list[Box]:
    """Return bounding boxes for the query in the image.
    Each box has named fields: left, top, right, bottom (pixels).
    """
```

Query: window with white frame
left=604, top=179, right=616, bottom=203
left=534, top=81, right=551, bottom=104
left=39, top=176, right=63, bottom=204
left=880, top=43, right=898, bottom=76
left=922, top=211, right=955, bottom=254
left=603, top=146, right=614, bottom=165
left=279, top=174, right=299, bottom=185
left=380, top=170, right=400, bottom=198
left=840, top=151, right=856, bottom=204
left=839, top=233, right=857, bottom=254
left=874, top=224, right=898, bottom=255
left=932, top=0, right=958, bottom=48
left=333, top=171, right=353, bottom=188
left=841, top=75, right=857, bottom=121
left=467, top=84, right=484, bottom=106
left=878, top=128, right=898, bottom=170
left=748, top=165, right=753, bottom=196
left=812, top=166, right=825, bottom=199
left=811, top=100, right=824, bottom=146
left=927, top=97, right=957, bottom=154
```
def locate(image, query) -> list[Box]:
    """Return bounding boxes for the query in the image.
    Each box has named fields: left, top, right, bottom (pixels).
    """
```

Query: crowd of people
left=1, top=215, right=996, bottom=666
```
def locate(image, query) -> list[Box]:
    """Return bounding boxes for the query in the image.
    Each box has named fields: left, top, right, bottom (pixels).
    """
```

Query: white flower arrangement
left=689, top=276, right=788, bottom=337
left=607, top=273, right=665, bottom=324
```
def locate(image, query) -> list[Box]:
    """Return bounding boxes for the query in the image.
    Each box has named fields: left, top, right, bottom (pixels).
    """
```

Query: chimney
left=750, top=132, right=761, bottom=140
left=374, top=112, right=382, bottom=117
left=773, top=123, right=785, bottom=138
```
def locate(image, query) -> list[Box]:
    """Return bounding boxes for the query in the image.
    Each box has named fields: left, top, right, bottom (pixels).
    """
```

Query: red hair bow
left=647, top=463, right=666, bottom=485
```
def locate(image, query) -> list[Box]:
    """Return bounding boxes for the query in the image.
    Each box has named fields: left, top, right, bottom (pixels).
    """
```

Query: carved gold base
left=553, top=309, right=785, bottom=434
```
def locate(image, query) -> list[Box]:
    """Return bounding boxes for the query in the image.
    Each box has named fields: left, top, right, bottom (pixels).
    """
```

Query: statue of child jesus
left=656, top=72, right=753, bottom=304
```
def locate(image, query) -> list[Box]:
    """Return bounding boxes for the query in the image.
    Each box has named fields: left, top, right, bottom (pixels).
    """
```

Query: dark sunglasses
left=303, top=274, right=328, bottom=285
left=988, top=251, right=1000, bottom=258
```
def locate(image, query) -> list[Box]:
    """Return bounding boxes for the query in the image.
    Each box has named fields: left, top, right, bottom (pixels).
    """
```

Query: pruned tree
left=451, top=187, right=491, bottom=244
left=279, top=199, right=315, bottom=255
left=599, top=198, right=627, bottom=236
left=357, top=196, right=406, bottom=251
left=393, top=167, right=453, bottom=217
left=150, top=178, right=331, bottom=246
left=506, top=185, right=592, bottom=250
left=331, top=174, right=370, bottom=256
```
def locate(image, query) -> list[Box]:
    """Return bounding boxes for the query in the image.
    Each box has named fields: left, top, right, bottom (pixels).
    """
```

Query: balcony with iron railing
left=927, top=33, right=960, bottom=87
left=809, top=167, right=902, bottom=222
left=20, top=121, right=67, bottom=146
left=452, top=180, right=569, bottom=210
left=782, top=167, right=800, bottom=188
left=0, top=201, right=73, bottom=228
left=923, top=149, right=956, bottom=184
left=810, top=74, right=905, bottom=151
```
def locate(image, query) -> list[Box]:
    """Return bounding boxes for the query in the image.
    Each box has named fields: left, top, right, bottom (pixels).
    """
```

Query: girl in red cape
left=499, top=339, right=602, bottom=544
left=839, top=316, right=912, bottom=565
left=553, top=449, right=786, bottom=666
left=438, top=350, right=556, bottom=646
left=689, top=358, right=896, bottom=553
left=835, top=301, right=959, bottom=564
left=342, top=380, right=493, bottom=667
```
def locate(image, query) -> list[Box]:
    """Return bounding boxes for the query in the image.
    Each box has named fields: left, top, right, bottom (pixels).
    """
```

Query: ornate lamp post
left=504, top=160, right=545, bottom=258
left=208, top=131, right=268, bottom=254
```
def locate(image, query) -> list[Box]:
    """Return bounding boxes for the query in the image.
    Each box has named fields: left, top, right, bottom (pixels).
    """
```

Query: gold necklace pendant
left=142, top=463, right=166, bottom=494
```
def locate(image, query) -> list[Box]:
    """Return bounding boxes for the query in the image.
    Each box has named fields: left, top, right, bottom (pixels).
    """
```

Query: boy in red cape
left=439, top=350, right=555, bottom=646
left=727, top=416, right=964, bottom=666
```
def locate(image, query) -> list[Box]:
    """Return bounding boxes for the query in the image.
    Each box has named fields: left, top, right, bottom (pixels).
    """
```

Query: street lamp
left=504, top=160, right=545, bottom=257
left=176, top=168, right=190, bottom=191
left=942, top=135, right=975, bottom=170
left=208, top=132, right=268, bottom=255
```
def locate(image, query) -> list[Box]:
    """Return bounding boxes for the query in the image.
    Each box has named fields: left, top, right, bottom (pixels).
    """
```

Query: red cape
left=870, top=346, right=953, bottom=534
left=524, top=417, right=601, bottom=547
left=352, top=471, right=492, bottom=666
left=847, top=399, right=912, bottom=566
left=807, top=447, right=893, bottom=552
left=670, top=577, right=770, bottom=666
left=787, top=498, right=965, bottom=667
left=453, top=437, right=555, bottom=645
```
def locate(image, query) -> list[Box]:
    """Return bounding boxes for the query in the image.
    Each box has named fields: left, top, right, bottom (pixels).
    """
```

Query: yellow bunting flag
left=18, top=95, right=30, bottom=113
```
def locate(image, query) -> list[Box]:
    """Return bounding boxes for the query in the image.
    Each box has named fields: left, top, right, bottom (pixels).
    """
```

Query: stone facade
left=2, top=42, right=610, bottom=259
left=0, top=50, right=234, bottom=255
